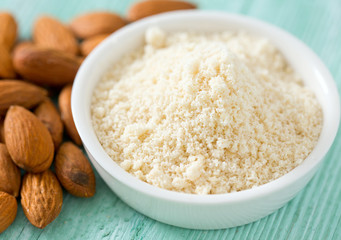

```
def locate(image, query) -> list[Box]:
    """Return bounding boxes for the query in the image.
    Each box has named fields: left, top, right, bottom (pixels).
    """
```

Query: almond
left=4, top=106, right=54, bottom=173
left=0, top=144, right=21, bottom=197
left=21, top=170, right=63, bottom=229
left=0, top=12, right=17, bottom=50
left=12, top=41, right=35, bottom=56
left=127, top=0, right=196, bottom=21
left=59, top=85, right=82, bottom=145
left=80, top=34, right=109, bottom=56
left=33, top=16, right=79, bottom=55
left=0, top=191, right=17, bottom=233
left=0, top=44, right=16, bottom=79
left=0, top=80, right=47, bottom=115
left=77, top=56, right=86, bottom=64
left=70, top=11, right=126, bottom=39
left=12, top=46, right=80, bottom=87
left=55, top=142, right=95, bottom=197
left=34, top=99, right=64, bottom=150
left=0, top=118, right=4, bottom=143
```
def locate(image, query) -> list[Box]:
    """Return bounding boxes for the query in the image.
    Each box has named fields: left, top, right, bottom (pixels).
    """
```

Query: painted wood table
left=0, top=0, right=340, bottom=239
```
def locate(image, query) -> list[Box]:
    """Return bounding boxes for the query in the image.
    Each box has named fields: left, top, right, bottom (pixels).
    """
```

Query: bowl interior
left=72, top=11, right=340, bottom=203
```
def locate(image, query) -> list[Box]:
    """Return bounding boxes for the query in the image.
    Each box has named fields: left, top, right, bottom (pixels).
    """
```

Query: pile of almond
left=0, top=0, right=196, bottom=233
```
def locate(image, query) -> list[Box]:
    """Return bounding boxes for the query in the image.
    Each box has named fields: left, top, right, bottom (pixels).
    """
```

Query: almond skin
left=0, top=44, right=16, bottom=79
left=127, top=0, right=196, bottom=21
left=0, top=144, right=21, bottom=197
left=4, top=106, right=54, bottom=173
left=0, top=191, right=17, bottom=233
left=12, top=46, right=80, bottom=87
left=34, top=99, right=64, bottom=150
left=21, top=170, right=63, bottom=229
left=34, top=16, right=79, bottom=55
left=55, top=142, right=95, bottom=197
left=0, top=12, right=17, bottom=50
left=0, top=80, right=47, bottom=115
left=59, top=85, right=82, bottom=145
left=0, top=118, right=4, bottom=143
left=77, top=56, right=86, bottom=64
left=12, top=41, right=35, bottom=57
left=80, top=34, right=109, bottom=56
left=70, top=11, right=126, bottom=39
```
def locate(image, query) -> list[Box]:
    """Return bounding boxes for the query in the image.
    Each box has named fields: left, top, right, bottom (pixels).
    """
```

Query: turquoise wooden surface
left=1, top=0, right=340, bottom=239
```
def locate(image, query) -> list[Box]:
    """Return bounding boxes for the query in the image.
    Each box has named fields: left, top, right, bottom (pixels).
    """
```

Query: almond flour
left=91, top=27, right=322, bottom=194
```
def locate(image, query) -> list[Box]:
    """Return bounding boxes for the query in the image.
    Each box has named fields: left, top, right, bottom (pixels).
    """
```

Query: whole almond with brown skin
left=34, top=16, right=79, bottom=55
left=0, top=12, right=17, bottom=50
left=0, top=144, right=20, bottom=197
left=70, top=11, right=126, bottom=39
left=55, top=142, right=95, bottom=197
left=13, top=46, right=80, bottom=87
left=4, top=106, right=54, bottom=173
left=80, top=34, right=109, bottom=56
left=59, top=85, right=82, bottom=145
left=0, top=80, right=47, bottom=115
left=21, top=170, right=63, bottom=229
left=34, top=99, right=64, bottom=150
left=127, top=0, right=196, bottom=21
left=0, top=44, right=16, bottom=79
left=0, top=191, right=17, bottom=233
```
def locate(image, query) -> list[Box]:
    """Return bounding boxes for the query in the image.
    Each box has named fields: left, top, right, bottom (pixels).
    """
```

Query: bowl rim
left=72, top=10, right=340, bottom=204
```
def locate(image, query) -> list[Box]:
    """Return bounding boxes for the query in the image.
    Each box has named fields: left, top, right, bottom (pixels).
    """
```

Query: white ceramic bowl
left=72, top=11, right=340, bottom=229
